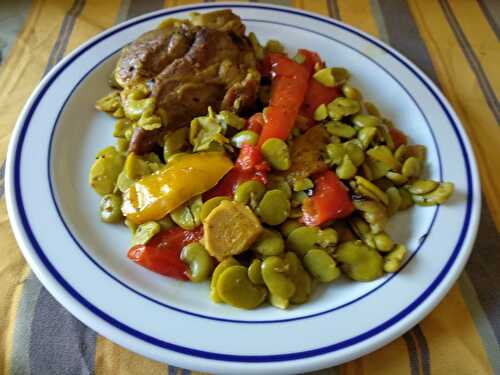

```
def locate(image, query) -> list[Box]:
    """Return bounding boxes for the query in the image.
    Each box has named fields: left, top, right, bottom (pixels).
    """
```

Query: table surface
left=0, top=0, right=499, bottom=374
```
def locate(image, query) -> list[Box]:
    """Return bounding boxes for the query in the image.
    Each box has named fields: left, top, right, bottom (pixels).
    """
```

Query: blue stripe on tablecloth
left=0, top=0, right=32, bottom=66
left=412, top=326, right=430, bottom=375
left=373, top=0, right=438, bottom=83
left=0, top=0, right=32, bottom=197
left=10, top=273, right=42, bottom=375
left=459, top=272, right=500, bottom=374
left=368, top=0, right=389, bottom=42
left=464, top=199, right=500, bottom=342
left=116, top=0, right=132, bottom=23
left=439, top=0, right=500, bottom=125
left=44, top=0, right=86, bottom=75
left=477, top=0, right=500, bottom=41
left=403, top=331, right=420, bottom=375
left=127, top=0, right=165, bottom=19
left=327, top=0, right=339, bottom=20
left=29, top=287, right=96, bottom=375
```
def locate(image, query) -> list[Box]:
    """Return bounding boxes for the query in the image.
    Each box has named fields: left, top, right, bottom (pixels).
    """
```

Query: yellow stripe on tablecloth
left=294, top=0, right=329, bottom=16
left=65, top=0, right=122, bottom=55
left=340, top=338, right=412, bottom=375
left=336, top=0, right=380, bottom=38
left=168, top=0, right=203, bottom=7
left=0, top=0, right=75, bottom=162
left=448, top=0, right=500, bottom=100
left=94, top=336, right=166, bottom=375
left=420, top=285, right=493, bottom=374
left=408, top=0, right=500, bottom=231
left=0, top=0, right=76, bottom=373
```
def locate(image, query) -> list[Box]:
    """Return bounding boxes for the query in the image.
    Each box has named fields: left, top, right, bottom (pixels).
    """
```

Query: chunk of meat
left=203, top=200, right=262, bottom=261
left=115, top=25, right=196, bottom=87
left=152, top=27, right=257, bottom=128
left=114, top=10, right=260, bottom=154
left=285, top=125, right=330, bottom=184
left=190, top=9, right=245, bottom=36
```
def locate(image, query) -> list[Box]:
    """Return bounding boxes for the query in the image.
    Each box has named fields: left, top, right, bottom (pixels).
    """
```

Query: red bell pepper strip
left=247, top=112, right=264, bottom=134
left=128, top=226, right=204, bottom=280
left=302, top=79, right=342, bottom=118
left=389, top=127, right=408, bottom=149
left=204, top=144, right=269, bottom=199
left=297, top=49, right=324, bottom=75
left=302, top=170, right=354, bottom=226
left=257, top=54, right=310, bottom=148
left=298, top=48, right=341, bottom=119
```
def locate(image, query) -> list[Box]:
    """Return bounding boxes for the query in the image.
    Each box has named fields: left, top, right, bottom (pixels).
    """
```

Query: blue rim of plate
left=10, top=4, right=474, bottom=362
left=46, top=19, right=441, bottom=324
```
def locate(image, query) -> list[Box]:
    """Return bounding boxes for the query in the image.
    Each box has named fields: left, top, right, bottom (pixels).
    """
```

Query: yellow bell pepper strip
left=122, top=152, right=233, bottom=224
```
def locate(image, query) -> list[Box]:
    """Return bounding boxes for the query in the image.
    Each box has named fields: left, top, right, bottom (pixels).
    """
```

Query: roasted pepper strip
left=204, top=144, right=269, bottom=199
left=302, top=170, right=354, bottom=226
left=257, top=53, right=310, bottom=147
left=128, top=226, right=203, bottom=280
left=122, top=152, right=233, bottom=224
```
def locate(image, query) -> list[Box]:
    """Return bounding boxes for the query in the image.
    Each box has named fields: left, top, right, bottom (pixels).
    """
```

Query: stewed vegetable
left=89, top=9, right=454, bottom=311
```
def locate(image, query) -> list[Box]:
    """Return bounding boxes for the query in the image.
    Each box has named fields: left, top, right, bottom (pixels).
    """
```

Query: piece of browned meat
left=113, top=10, right=260, bottom=155
left=284, top=125, right=330, bottom=184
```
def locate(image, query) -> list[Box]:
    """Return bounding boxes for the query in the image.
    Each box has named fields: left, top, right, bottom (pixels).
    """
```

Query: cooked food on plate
left=89, top=10, right=454, bottom=310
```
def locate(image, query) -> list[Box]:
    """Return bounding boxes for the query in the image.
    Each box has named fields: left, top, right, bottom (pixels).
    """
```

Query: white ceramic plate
left=6, top=3, right=480, bottom=374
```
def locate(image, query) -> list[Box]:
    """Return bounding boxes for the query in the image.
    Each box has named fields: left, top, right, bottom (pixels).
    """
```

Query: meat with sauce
left=112, top=10, right=260, bottom=155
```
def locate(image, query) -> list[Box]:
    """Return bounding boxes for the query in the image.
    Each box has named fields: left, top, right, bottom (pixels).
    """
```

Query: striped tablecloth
left=0, top=1, right=499, bottom=374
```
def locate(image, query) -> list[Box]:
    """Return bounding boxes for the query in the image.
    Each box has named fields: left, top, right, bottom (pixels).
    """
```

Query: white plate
left=5, top=3, right=480, bottom=374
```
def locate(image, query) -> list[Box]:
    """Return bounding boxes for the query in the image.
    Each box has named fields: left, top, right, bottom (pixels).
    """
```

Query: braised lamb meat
left=113, top=10, right=260, bottom=155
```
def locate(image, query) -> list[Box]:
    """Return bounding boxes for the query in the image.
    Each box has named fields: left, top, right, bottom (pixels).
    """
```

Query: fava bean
left=217, top=266, right=267, bottom=309
left=374, top=232, right=394, bottom=252
left=210, top=258, right=240, bottom=303
left=293, top=178, right=314, bottom=192
left=325, top=121, right=356, bottom=139
left=364, top=102, right=381, bottom=117
left=412, top=182, right=454, bottom=206
left=402, top=157, right=421, bottom=178
left=266, top=176, right=292, bottom=198
left=231, top=130, right=258, bottom=148
left=336, top=241, right=384, bottom=281
left=342, top=84, right=362, bottom=100
left=279, top=219, right=301, bottom=237
left=261, top=256, right=296, bottom=303
left=132, top=221, right=160, bottom=246
left=386, top=186, right=402, bottom=216
left=352, top=114, right=380, bottom=128
left=257, top=190, right=291, bottom=225
left=234, top=180, right=266, bottom=208
left=284, top=252, right=313, bottom=304
left=407, top=179, right=439, bottom=195
left=304, top=248, right=341, bottom=282
left=286, top=226, right=319, bottom=257
left=200, top=196, right=230, bottom=222
left=358, top=127, right=377, bottom=149
left=253, top=228, right=285, bottom=256
left=398, top=188, right=414, bottom=210
left=99, top=194, right=123, bottom=223
left=181, top=243, right=214, bottom=282
left=261, top=138, right=290, bottom=171
left=336, top=155, right=357, bottom=179
left=384, top=244, right=407, bottom=272
left=248, top=259, right=264, bottom=285
left=313, top=104, right=328, bottom=121
left=327, top=97, right=360, bottom=120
